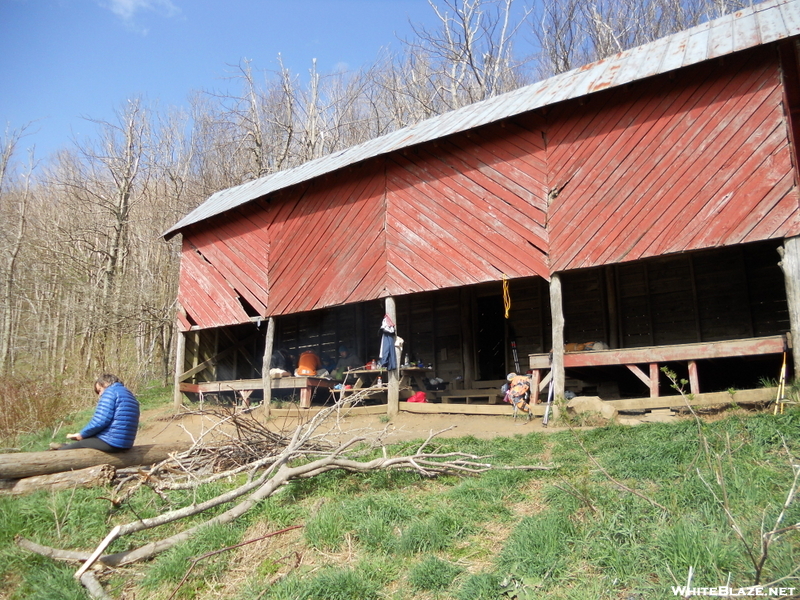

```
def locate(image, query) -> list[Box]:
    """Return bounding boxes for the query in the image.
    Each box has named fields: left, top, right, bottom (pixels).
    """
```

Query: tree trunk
left=0, top=464, right=115, bottom=496
left=0, top=443, right=192, bottom=480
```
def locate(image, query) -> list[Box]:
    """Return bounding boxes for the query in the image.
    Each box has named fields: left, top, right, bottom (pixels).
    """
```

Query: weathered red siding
left=385, top=118, right=549, bottom=295
left=267, top=161, right=387, bottom=315
left=547, top=47, right=800, bottom=273
left=176, top=45, right=800, bottom=331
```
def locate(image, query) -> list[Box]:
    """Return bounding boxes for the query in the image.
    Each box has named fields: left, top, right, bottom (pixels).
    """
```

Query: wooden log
left=0, top=443, right=192, bottom=480
left=0, top=464, right=116, bottom=496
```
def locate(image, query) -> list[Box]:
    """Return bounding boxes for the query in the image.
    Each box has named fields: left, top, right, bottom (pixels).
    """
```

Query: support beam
left=386, top=297, right=399, bottom=418
left=177, top=333, right=256, bottom=382
left=460, top=288, right=474, bottom=387
left=778, top=236, right=800, bottom=377
left=173, top=328, right=186, bottom=410
left=262, top=317, right=275, bottom=416
left=549, top=274, right=565, bottom=399
left=650, top=362, right=660, bottom=397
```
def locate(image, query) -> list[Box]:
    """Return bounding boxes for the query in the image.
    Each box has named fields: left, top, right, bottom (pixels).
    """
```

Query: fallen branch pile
left=17, top=389, right=555, bottom=599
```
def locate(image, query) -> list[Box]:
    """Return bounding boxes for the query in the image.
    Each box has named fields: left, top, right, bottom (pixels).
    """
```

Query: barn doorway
left=476, top=295, right=507, bottom=380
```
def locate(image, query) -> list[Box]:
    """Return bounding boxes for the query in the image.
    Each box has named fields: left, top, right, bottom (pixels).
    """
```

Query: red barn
left=165, top=0, right=800, bottom=416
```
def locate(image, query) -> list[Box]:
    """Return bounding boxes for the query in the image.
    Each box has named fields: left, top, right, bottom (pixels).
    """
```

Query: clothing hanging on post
left=378, top=314, right=397, bottom=370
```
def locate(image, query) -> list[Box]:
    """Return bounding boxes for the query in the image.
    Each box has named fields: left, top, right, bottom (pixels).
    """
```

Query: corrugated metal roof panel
left=708, top=18, right=735, bottom=58
left=760, top=0, right=787, bottom=41
left=165, top=0, right=800, bottom=237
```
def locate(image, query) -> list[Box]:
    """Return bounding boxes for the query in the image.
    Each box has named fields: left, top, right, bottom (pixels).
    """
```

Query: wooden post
left=173, top=327, right=186, bottom=411
left=460, top=288, right=474, bottom=387
left=778, top=236, right=800, bottom=377
left=262, top=317, right=275, bottom=416
left=549, top=274, right=565, bottom=400
left=386, top=297, right=399, bottom=418
left=605, top=267, right=619, bottom=348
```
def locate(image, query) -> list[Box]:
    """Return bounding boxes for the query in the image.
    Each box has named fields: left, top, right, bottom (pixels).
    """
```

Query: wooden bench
left=180, top=376, right=336, bottom=408
left=528, top=334, right=789, bottom=402
left=440, top=379, right=505, bottom=404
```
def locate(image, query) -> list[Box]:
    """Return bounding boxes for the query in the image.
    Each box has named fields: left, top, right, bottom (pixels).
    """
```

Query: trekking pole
left=511, top=340, right=521, bottom=374
left=774, top=352, right=787, bottom=415
left=542, top=374, right=555, bottom=427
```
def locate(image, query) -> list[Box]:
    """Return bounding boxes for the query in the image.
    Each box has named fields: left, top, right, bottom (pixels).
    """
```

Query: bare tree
left=403, top=0, right=529, bottom=110
left=534, top=0, right=753, bottom=77
left=0, top=125, right=35, bottom=374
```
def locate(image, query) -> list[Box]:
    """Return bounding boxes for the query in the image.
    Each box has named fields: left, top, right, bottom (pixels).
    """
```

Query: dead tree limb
left=17, top=390, right=555, bottom=596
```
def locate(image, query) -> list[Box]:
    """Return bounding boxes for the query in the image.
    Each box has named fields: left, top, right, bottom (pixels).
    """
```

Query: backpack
left=504, top=376, right=531, bottom=413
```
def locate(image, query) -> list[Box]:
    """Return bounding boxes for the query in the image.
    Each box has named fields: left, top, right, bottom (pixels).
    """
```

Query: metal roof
left=164, top=0, right=800, bottom=238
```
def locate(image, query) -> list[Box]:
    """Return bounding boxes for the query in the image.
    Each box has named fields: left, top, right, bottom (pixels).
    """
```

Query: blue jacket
left=80, top=382, right=140, bottom=449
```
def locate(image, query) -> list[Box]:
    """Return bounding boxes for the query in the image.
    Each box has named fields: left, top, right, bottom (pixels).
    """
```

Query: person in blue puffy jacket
left=57, top=374, right=140, bottom=452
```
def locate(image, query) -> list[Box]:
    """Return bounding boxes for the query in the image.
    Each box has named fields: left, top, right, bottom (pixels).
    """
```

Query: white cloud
left=102, top=0, right=180, bottom=23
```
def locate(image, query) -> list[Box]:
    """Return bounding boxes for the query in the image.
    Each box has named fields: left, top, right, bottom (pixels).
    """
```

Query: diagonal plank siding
left=266, top=160, right=387, bottom=315
left=548, top=46, right=800, bottom=272
left=385, top=120, right=549, bottom=295
left=177, top=238, right=253, bottom=328
left=176, top=43, right=800, bottom=330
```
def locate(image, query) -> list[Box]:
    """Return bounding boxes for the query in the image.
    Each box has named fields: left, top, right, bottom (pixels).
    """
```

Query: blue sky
left=0, top=0, right=452, bottom=159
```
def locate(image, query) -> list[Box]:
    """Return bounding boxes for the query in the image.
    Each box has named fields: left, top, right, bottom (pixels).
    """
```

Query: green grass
left=1, top=407, right=799, bottom=599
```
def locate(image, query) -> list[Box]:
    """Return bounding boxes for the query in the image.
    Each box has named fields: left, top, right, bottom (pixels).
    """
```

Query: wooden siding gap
left=178, top=249, right=249, bottom=327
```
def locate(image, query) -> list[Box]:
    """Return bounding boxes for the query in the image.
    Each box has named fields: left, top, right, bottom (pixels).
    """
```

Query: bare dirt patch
left=136, top=404, right=581, bottom=448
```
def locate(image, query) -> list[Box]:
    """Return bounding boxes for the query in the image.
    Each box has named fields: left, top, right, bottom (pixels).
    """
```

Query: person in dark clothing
left=332, top=345, right=363, bottom=380
left=55, top=374, right=139, bottom=452
left=270, top=348, right=295, bottom=374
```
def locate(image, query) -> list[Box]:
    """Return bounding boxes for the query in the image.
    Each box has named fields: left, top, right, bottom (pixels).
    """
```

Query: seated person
left=332, top=345, right=363, bottom=380
left=270, top=348, right=295, bottom=377
left=295, top=350, right=323, bottom=376
left=56, top=374, right=139, bottom=452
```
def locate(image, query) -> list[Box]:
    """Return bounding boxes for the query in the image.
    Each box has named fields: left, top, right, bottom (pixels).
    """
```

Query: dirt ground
left=136, top=402, right=682, bottom=447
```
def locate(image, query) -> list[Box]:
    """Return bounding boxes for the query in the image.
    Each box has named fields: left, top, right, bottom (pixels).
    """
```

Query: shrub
left=0, top=375, right=82, bottom=448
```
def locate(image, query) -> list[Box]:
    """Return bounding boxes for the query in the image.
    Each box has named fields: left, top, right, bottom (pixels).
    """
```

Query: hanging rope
left=502, top=274, right=511, bottom=318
